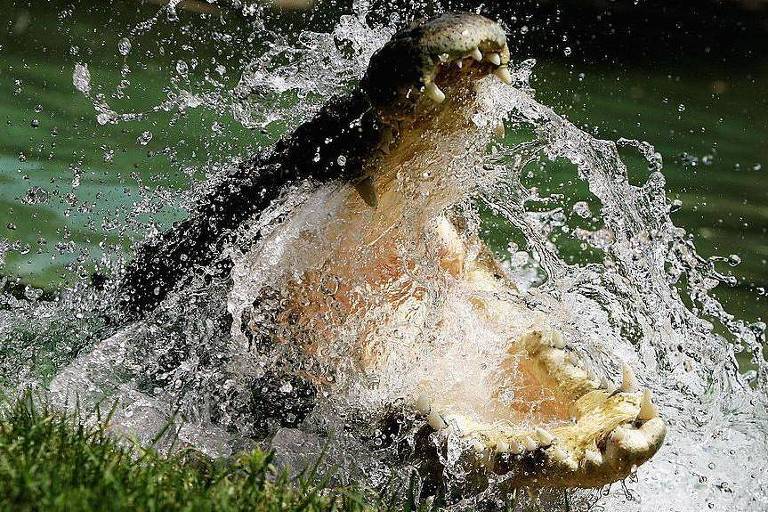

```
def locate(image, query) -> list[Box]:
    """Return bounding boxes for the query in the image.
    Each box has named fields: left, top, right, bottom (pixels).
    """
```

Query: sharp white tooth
left=438, top=53, right=449, bottom=63
left=353, top=176, right=377, bottom=208
left=493, top=66, right=513, bottom=85
left=534, top=428, right=555, bottom=446
left=621, top=363, right=639, bottom=393
left=549, top=446, right=567, bottom=463
left=609, top=422, right=664, bottom=454
left=548, top=446, right=577, bottom=470
left=427, top=410, right=447, bottom=430
left=470, top=439, right=485, bottom=453
left=522, top=436, right=539, bottom=451
left=494, top=121, right=505, bottom=139
left=470, top=48, right=482, bottom=61
left=456, top=59, right=463, bottom=69
left=415, top=395, right=431, bottom=415
left=508, top=439, right=525, bottom=455
left=584, top=448, right=603, bottom=466
left=496, top=440, right=510, bottom=453
left=424, top=82, right=445, bottom=104
left=485, top=52, right=501, bottom=66
left=638, top=389, right=660, bottom=420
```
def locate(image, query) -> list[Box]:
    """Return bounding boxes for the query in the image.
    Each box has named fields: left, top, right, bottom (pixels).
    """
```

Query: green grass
left=0, top=394, right=387, bottom=512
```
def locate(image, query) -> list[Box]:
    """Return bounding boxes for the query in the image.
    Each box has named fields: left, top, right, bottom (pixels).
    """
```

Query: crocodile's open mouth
left=352, top=13, right=665, bottom=490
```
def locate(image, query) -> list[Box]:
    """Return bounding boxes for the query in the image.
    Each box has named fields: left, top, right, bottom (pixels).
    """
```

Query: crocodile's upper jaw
left=235, top=12, right=666, bottom=493
left=362, top=12, right=512, bottom=124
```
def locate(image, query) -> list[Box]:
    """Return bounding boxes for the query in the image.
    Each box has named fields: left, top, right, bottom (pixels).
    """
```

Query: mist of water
left=1, top=1, right=766, bottom=510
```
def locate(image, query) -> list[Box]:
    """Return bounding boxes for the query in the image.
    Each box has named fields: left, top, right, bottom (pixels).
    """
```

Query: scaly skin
left=238, top=13, right=666, bottom=490
left=118, top=11, right=666, bottom=491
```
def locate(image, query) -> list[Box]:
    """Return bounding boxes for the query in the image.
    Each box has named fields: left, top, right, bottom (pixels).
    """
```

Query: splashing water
left=1, top=1, right=767, bottom=510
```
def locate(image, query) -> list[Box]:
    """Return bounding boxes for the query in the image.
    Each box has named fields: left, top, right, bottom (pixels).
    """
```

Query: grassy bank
left=0, top=395, right=384, bottom=512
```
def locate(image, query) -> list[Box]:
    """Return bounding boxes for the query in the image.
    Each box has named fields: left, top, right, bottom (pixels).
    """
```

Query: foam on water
left=1, top=1, right=766, bottom=510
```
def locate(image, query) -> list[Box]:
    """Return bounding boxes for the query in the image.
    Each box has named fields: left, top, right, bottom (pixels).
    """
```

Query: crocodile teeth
left=549, top=446, right=578, bottom=470
left=425, top=82, right=446, bottom=103
left=415, top=395, right=431, bottom=415
left=621, top=363, right=639, bottom=393
left=493, top=66, right=513, bottom=85
left=470, top=48, right=483, bottom=61
left=522, top=435, right=539, bottom=451
left=485, top=52, right=501, bottom=66
left=534, top=427, right=555, bottom=446
left=638, top=388, right=659, bottom=420
left=584, top=447, right=603, bottom=466
left=493, top=121, right=505, bottom=138
left=427, top=409, right=447, bottom=430
left=508, top=438, right=525, bottom=455
left=496, top=440, right=510, bottom=453
left=608, top=418, right=666, bottom=454
left=353, top=176, right=377, bottom=208
left=456, top=59, right=463, bottom=69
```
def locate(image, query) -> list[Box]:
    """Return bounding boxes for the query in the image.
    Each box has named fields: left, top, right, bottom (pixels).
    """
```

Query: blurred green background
left=1, top=0, right=766, bottom=325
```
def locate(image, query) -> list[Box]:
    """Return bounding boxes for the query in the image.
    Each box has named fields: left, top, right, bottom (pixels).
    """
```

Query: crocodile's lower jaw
left=416, top=328, right=666, bottom=489
left=403, top=225, right=667, bottom=489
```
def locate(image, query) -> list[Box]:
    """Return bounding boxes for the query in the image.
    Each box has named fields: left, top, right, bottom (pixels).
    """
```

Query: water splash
left=1, top=1, right=767, bottom=510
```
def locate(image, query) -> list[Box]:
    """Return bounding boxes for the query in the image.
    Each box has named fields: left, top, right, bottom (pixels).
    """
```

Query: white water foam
left=1, top=1, right=766, bottom=510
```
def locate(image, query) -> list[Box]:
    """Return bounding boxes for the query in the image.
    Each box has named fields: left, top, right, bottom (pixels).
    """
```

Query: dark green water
left=1, top=1, right=766, bottom=326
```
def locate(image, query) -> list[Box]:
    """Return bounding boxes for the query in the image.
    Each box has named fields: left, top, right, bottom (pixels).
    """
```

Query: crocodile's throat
left=232, top=13, right=665, bottom=492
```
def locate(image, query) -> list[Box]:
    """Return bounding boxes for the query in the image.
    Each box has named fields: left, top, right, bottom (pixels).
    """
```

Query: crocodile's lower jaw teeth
left=425, top=82, right=446, bottom=104
left=412, top=327, right=666, bottom=488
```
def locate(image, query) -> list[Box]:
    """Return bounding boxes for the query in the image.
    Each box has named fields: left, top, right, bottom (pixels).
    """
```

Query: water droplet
left=176, top=60, right=189, bottom=76
left=572, top=201, right=592, bottom=218
left=96, top=112, right=113, bottom=126
left=22, top=187, right=49, bottom=205
left=563, top=47, right=572, bottom=57
left=118, top=37, right=132, bottom=56
left=72, top=63, right=91, bottom=94
left=137, top=131, right=153, bottom=146
left=677, top=103, right=686, bottom=112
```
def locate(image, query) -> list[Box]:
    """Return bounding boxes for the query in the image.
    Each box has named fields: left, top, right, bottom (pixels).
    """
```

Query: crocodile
left=113, top=12, right=665, bottom=491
